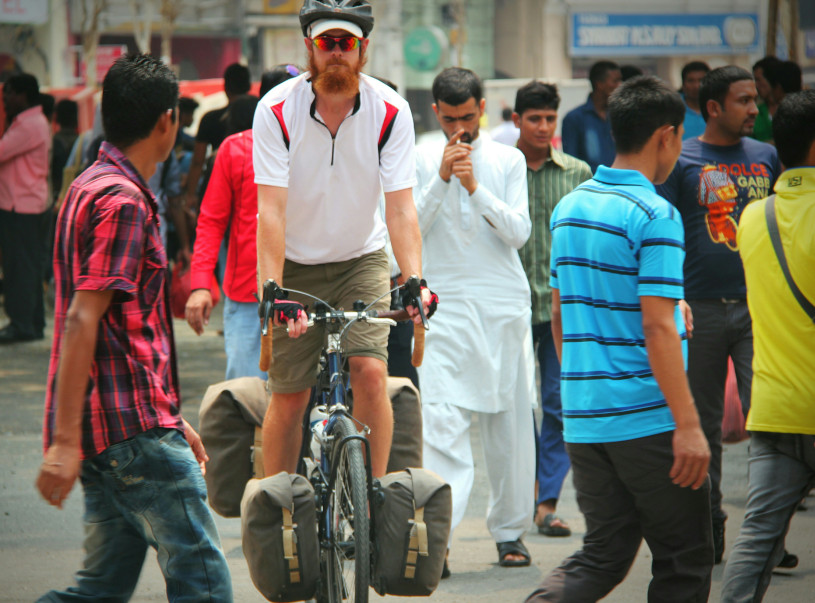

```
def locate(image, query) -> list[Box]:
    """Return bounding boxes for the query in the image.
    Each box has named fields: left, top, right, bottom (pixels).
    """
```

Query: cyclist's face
left=433, top=97, right=484, bottom=142
left=306, top=29, right=368, bottom=76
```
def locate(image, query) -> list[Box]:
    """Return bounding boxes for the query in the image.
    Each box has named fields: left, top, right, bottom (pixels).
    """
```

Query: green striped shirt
left=519, top=147, right=592, bottom=324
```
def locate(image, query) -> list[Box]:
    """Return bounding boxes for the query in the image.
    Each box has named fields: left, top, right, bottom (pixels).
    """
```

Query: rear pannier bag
left=198, top=377, right=267, bottom=517
left=371, top=467, right=452, bottom=596
left=385, top=377, right=423, bottom=473
left=241, top=473, right=320, bottom=602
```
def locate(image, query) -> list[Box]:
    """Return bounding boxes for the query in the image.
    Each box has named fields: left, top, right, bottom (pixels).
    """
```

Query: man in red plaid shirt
left=35, top=54, right=232, bottom=601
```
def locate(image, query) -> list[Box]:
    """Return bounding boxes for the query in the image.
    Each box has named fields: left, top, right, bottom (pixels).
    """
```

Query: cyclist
left=253, top=0, right=431, bottom=479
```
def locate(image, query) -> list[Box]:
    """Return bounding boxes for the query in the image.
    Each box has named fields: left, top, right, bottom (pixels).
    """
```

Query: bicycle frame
left=258, top=277, right=427, bottom=602
left=301, top=304, right=380, bottom=549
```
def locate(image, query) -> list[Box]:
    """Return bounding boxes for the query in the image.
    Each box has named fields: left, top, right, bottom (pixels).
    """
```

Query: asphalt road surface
left=1, top=303, right=812, bottom=602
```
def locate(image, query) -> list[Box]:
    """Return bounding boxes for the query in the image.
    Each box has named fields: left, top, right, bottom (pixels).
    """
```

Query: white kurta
left=414, top=136, right=537, bottom=414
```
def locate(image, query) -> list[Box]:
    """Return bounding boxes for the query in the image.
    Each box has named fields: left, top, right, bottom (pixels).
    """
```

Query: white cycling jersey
left=253, top=72, right=417, bottom=265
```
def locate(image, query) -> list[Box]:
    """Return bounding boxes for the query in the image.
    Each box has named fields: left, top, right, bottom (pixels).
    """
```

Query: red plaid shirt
left=44, top=142, right=183, bottom=459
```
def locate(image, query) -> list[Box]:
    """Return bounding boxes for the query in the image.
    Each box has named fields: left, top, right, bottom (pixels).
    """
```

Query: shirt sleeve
left=549, top=204, right=561, bottom=290
left=413, top=145, right=449, bottom=235
left=560, top=110, right=580, bottom=160
left=252, top=100, right=290, bottom=187
left=379, top=103, right=418, bottom=193
left=76, top=191, right=150, bottom=299
left=637, top=215, right=685, bottom=300
left=191, top=140, right=234, bottom=291
left=0, top=119, right=44, bottom=163
left=469, top=149, right=531, bottom=249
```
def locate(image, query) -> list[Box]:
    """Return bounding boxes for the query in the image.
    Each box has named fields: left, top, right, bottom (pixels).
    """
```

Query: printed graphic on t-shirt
left=698, top=165, right=738, bottom=250
left=697, top=162, right=773, bottom=251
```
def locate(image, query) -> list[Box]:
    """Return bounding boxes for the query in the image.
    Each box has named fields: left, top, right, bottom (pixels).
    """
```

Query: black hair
left=4, top=73, right=40, bottom=106
left=432, top=67, right=483, bottom=106
left=514, top=80, right=560, bottom=115
left=371, top=75, right=397, bottom=92
left=101, top=53, right=179, bottom=149
left=608, top=76, right=685, bottom=154
left=588, top=61, right=620, bottom=89
left=178, top=97, right=199, bottom=115
left=501, top=107, right=513, bottom=121
left=773, top=89, right=815, bottom=168
left=40, top=93, right=55, bottom=121
left=55, top=99, right=79, bottom=129
left=226, top=94, right=259, bottom=136
left=752, top=55, right=783, bottom=77
left=223, top=63, right=251, bottom=96
left=698, top=65, right=753, bottom=122
left=681, top=61, right=710, bottom=84
left=259, top=64, right=300, bottom=98
left=776, top=61, right=802, bottom=94
left=620, top=65, right=643, bottom=81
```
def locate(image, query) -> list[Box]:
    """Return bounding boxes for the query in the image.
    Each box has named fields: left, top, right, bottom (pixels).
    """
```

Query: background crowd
left=2, top=30, right=812, bottom=603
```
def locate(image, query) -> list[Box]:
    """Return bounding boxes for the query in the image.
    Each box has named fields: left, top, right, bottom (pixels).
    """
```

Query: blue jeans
left=686, top=299, right=753, bottom=523
left=38, top=428, right=233, bottom=602
left=223, top=296, right=267, bottom=381
left=532, top=322, right=570, bottom=506
left=720, top=432, right=815, bottom=602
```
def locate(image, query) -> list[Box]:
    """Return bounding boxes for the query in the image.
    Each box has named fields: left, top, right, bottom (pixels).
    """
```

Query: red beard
left=309, top=52, right=366, bottom=97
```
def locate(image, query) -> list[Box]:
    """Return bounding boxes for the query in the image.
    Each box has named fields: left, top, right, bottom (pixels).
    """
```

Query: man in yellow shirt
left=721, top=89, right=815, bottom=603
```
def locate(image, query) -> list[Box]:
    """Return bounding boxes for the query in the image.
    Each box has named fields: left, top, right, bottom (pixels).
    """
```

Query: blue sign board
left=570, top=13, right=760, bottom=57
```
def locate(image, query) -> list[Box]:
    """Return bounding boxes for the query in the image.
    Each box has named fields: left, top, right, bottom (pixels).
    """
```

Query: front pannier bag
left=241, top=473, right=320, bottom=602
left=371, top=467, right=452, bottom=596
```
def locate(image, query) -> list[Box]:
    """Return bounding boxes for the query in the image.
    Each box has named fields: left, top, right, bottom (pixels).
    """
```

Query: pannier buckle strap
left=282, top=508, right=301, bottom=584
left=404, top=506, right=429, bottom=579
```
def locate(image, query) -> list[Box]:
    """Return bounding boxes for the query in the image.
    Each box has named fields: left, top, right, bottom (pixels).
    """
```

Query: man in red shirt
left=0, top=73, right=51, bottom=343
left=35, top=53, right=232, bottom=601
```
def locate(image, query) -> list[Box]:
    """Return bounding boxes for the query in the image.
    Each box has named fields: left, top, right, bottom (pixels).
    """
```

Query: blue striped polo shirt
left=550, top=165, right=686, bottom=443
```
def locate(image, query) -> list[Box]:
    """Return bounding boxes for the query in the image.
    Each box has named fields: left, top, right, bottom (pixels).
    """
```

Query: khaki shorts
left=268, top=249, right=391, bottom=394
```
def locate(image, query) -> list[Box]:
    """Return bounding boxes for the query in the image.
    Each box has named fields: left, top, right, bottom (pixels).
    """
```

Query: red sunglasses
left=311, top=36, right=362, bottom=52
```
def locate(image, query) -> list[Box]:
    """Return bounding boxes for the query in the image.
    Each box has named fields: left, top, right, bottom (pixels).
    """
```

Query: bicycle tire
left=325, top=415, right=370, bottom=603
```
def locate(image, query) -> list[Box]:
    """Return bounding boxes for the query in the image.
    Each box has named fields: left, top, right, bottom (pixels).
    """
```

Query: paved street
left=1, top=302, right=813, bottom=602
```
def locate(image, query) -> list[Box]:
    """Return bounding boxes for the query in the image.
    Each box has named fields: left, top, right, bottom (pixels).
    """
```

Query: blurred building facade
left=2, top=0, right=813, bottom=133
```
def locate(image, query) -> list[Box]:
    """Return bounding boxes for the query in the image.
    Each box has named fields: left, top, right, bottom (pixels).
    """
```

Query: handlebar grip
left=411, top=323, right=425, bottom=367
left=259, top=332, right=273, bottom=372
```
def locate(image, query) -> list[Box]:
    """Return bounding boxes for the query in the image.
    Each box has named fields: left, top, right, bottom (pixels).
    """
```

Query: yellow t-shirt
left=737, top=167, right=815, bottom=434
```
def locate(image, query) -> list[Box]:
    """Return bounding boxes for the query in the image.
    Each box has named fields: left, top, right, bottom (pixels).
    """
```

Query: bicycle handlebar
left=257, top=280, right=426, bottom=372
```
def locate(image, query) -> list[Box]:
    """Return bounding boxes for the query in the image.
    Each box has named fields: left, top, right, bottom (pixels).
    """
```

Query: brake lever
left=404, top=275, right=429, bottom=330
left=259, top=279, right=283, bottom=335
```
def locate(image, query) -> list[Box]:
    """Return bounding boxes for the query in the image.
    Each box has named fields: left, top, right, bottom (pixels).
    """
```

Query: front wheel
left=325, top=415, right=371, bottom=603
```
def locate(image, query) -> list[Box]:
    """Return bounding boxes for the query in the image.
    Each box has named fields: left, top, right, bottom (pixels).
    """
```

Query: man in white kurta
left=414, top=67, right=537, bottom=568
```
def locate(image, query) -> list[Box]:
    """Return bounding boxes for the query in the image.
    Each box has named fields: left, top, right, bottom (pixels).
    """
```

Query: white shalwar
left=414, top=135, right=537, bottom=545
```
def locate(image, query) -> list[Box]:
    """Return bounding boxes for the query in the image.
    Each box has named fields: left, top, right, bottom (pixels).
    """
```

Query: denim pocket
left=102, top=437, right=159, bottom=513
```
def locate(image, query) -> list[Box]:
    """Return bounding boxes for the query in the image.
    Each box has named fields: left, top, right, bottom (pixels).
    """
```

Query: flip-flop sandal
left=497, top=539, right=531, bottom=567
left=538, top=513, right=571, bottom=537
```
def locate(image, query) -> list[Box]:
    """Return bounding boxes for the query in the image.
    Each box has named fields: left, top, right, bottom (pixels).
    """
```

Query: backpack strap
left=270, top=100, right=290, bottom=150
left=378, top=100, right=399, bottom=158
left=764, top=195, right=815, bottom=323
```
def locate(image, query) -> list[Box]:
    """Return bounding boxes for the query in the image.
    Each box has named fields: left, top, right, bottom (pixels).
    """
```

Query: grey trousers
left=687, top=299, right=753, bottom=523
left=721, top=432, right=815, bottom=602
left=526, top=431, right=714, bottom=603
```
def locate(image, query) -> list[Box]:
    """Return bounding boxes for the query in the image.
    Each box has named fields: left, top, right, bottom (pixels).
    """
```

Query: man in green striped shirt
left=514, top=81, right=592, bottom=537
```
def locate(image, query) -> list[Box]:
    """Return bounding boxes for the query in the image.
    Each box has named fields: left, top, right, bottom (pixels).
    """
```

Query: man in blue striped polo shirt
left=526, top=76, right=713, bottom=602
